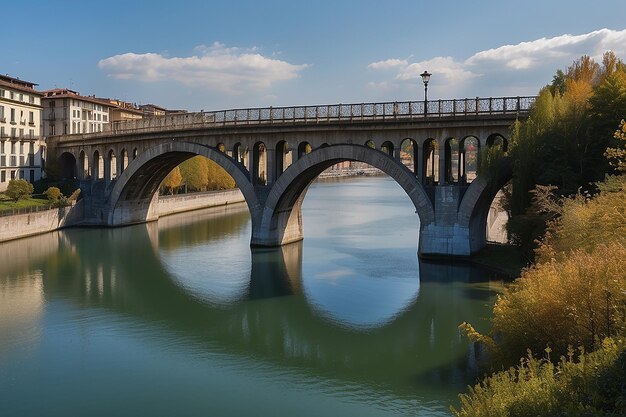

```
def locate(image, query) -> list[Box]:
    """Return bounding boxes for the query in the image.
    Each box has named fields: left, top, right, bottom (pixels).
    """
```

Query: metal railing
left=102, top=96, right=536, bottom=135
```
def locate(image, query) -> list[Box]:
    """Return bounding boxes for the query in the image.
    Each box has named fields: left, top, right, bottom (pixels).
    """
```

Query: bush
left=463, top=244, right=626, bottom=368
left=44, top=186, right=63, bottom=202
left=5, top=179, right=34, bottom=201
left=452, top=338, right=626, bottom=417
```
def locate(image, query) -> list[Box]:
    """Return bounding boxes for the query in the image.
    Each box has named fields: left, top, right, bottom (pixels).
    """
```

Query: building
left=97, top=98, right=143, bottom=122
left=139, top=104, right=166, bottom=117
left=41, top=89, right=110, bottom=136
left=0, top=74, right=45, bottom=190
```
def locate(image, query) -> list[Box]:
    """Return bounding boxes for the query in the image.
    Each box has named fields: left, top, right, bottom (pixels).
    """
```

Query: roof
left=0, top=78, right=43, bottom=96
left=41, top=89, right=112, bottom=108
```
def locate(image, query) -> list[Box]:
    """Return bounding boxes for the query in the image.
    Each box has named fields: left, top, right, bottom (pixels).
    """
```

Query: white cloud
left=98, top=42, right=308, bottom=94
left=367, top=59, right=408, bottom=70
left=367, top=28, right=626, bottom=97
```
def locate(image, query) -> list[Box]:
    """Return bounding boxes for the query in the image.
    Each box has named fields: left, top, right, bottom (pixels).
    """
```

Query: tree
left=161, top=166, right=183, bottom=194
left=5, top=179, right=34, bottom=201
left=179, top=156, right=209, bottom=192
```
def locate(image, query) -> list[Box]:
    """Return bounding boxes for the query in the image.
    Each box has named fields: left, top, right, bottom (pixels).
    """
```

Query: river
left=0, top=176, right=502, bottom=417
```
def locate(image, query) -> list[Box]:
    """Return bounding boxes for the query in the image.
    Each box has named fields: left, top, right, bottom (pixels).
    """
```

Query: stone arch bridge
left=48, top=96, right=535, bottom=257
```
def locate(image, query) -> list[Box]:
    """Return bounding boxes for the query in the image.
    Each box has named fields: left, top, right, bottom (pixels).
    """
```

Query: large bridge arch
left=254, top=144, right=435, bottom=247
left=107, top=141, right=260, bottom=227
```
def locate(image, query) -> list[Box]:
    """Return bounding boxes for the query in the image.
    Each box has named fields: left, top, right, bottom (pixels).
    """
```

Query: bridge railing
left=106, top=96, right=536, bottom=134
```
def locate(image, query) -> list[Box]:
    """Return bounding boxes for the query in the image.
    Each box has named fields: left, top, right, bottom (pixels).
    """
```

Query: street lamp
left=420, top=71, right=431, bottom=115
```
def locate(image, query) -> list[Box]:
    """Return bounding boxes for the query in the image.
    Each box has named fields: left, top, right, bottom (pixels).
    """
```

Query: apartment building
left=41, top=88, right=110, bottom=136
left=0, top=74, right=44, bottom=190
left=97, top=98, right=143, bottom=122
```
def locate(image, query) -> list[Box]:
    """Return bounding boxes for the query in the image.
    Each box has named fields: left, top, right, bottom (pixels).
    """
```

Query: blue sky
left=3, top=0, right=626, bottom=111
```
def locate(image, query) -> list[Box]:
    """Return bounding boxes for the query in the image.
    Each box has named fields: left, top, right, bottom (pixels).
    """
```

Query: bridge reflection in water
left=0, top=178, right=504, bottom=415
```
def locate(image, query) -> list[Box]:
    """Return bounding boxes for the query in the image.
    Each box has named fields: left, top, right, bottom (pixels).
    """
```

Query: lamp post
left=420, top=71, right=431, bottom=116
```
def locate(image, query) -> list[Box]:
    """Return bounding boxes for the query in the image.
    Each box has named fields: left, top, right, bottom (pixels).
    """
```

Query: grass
left=0, top=193, right=51, bottom=213
left=471, top=242, right=530, bottom=279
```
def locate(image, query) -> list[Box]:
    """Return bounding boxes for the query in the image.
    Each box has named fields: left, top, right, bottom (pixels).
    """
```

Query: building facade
left=41, top=89, right=110, bottom=136
left=0, top=75, right=44, bottom=190
left=97, top=98, right=143, bottom=122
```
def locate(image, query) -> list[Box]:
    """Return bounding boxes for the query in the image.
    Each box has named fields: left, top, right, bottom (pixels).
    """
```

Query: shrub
left=462, top=243, right=626, bottom=369
left=452, top=338, right=626, bottom=417
left=44, top=186, right=63, bottom=202
left=5, top=179, right=34, bottom=201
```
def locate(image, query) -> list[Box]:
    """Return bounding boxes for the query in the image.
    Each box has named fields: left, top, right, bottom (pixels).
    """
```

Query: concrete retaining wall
left=156, top=189, right=245, bottom=217
left=0, top=201, right=83, bottom=243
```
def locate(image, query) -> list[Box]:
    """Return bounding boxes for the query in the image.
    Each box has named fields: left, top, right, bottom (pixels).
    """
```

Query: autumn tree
left=161, top=166, right=183, bottom=195
left=179, top=156, right=209, bottom=192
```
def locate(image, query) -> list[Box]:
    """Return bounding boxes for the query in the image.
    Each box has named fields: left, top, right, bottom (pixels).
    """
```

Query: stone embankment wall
left=0, top=189, right=245, bottom=243
left=156, top=189, right=244, bottom=216
left=0, top=201, right=83, bottom=243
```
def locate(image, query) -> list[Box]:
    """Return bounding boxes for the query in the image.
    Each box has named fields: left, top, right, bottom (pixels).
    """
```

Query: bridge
left=48, top=96, right=535, bottom=257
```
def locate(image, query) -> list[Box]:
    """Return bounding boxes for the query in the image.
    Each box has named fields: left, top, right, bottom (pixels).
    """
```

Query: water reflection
left=0, top=177, right=503, bottom=416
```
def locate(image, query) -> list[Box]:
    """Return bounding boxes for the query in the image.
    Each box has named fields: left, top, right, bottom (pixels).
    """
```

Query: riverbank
left=0, top=189, right=245, bottom=243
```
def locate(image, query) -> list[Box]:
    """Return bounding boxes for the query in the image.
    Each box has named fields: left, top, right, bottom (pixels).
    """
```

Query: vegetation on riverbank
left=452, top=53, right=626, bottom=416
left=505, top=52, right=626, bottom=259
left=160, top=156, right=236, bottom=194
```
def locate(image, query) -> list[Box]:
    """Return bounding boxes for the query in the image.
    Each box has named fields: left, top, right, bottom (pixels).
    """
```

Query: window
left=10, top=128, right=16, bottom=139
left=19, top=129, right=24, bottom=139
left=0, top=171, right=4, bottom=182
left=19, top=170, right=24, bottom=179
left=103, top=115, right=108, bottom=122
left=29, top=170, right=34, bottom=183
left=29, top=142, right=34, bottom=154
left=20, top=110, right=25, bottom=125
left=29, top=129, right=34, bottom=139
left=29, top=96, right=35, bottom=104
left=19, top=93, right=23, bottom=102
left=19, top=155, right=24, bottom=166
left=0, top=127, right=4, bottom=138
left=19, top=141, right=23, bottom=154
left=10, top=91, right=14, bottom=100
left=0, top=106, right=4, bottom=121
left=29, top=111, right=34, bottom=124
left=50, top=124, right=55, bottom=135
left=10, top=156, right=16, bottom=166
left=0, top=140, right=3, bottom=154
left=10, top=108, right=15, bottom=123
left=0, top=156, right=4, bottom=166
left=0, top=89, right=4, bottom=98
left=10, top=170, right=15, bottom=180
left=10, top=141, right=15, bottom=154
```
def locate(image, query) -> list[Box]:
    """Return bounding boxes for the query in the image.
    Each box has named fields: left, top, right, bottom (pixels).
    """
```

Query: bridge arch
left=458, top=157, right=513, bottom=253
left=107, top=141, right=259, bottom=228
left=486, top=133, right=508, bottom=152
left=255, top=144, right=435, bottom=246
left=58, top=151, right=77, bottom=180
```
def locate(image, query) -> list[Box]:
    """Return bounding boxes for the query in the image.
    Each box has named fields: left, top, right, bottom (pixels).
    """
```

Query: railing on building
left=104, top=96, right=536, bottom=135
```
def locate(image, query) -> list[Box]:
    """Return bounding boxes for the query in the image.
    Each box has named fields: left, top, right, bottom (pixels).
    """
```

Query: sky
left=3, top=0, right=626, bottom=111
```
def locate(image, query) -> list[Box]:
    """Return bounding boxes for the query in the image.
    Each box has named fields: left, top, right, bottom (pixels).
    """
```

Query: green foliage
left=506, top=52, right=626, bottom=254
left=452, top=338, right=626, bottom=417
left=605, top=119, right=626, bottom=172
left=5, top=179, right=34, bottom=201
left=44, top=186, right=63, bottom=202
left=477, top=145, right=505, bottom=181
